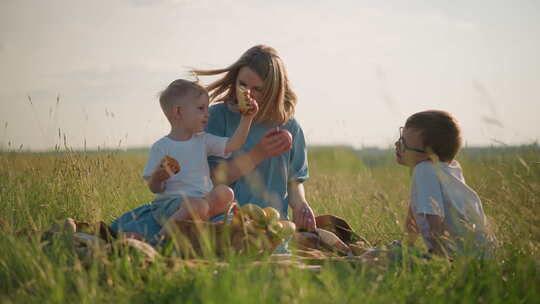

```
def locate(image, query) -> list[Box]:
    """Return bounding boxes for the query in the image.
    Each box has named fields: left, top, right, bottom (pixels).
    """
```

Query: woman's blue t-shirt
left=205, top=102, right=309, bottom=219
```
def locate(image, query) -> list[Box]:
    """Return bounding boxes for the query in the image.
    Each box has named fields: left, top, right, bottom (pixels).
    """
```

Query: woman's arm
left=289, top=181, right=317, bottom=232
left=211, top=128, right=292, bottom=185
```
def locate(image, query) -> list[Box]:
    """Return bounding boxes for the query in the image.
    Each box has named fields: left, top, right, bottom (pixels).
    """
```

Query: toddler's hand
left=237, top=86, right=258, bottom=117
left=242, top=95, right=259, bottom=118
left=151, top=166, right=170, bottom=182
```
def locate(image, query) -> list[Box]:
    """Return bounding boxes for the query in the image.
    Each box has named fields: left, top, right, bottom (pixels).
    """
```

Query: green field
left=1, top=145, right=539, bottom=303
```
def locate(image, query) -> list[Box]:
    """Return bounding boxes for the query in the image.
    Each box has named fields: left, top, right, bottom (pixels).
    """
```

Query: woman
left=193, top=45, right=316, bottom=232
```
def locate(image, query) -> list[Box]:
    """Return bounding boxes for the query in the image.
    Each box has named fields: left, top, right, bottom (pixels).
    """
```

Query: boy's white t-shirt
left=143, top=132, right=230, bottom=199
left=410, top=160, right=496, bottom=256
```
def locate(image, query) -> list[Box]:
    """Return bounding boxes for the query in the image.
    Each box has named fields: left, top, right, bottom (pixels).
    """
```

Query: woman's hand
left=292, top=201, right=317, bottom=232
left=289, top=181, right=316, bottom=232
left=251, top=129, right=293, bottom=161
left=213, top=128, right=293, bottom=187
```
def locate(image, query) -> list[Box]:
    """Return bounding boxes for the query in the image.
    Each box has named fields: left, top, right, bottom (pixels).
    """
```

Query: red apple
left=279, top=129, right=293, bottom=150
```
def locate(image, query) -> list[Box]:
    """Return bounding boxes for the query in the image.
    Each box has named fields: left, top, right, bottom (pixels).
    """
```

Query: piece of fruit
left=278, top=221, right=296, bottom=238
left=266, top=129, right=293, bottom=151
left=268, top=221, right=284, bottom=237
left=263, top=207, right=281, bottom=224
left=245, top=220, right=266, bottom=235
left=240, top=204, right=267, bottom=225
left=236, top=85, right=251, bottom=115
left=160, top=155, right=181, bottom=177
left=279, top=130, right=293, bottom=149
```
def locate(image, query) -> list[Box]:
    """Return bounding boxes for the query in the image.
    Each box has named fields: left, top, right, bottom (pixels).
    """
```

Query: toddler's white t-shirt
left=143, top=132, right=230, bottom=199
left=410, top=160, right=496, bottom=256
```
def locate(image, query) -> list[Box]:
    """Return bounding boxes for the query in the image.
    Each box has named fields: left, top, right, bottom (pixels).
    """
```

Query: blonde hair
left=159, top=79, right=207, bottom=120
left=192, top=45, right=297, bottom=125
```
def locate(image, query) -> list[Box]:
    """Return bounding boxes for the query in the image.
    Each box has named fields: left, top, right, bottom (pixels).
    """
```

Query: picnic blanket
left=39, top=212, right=401, bottom=270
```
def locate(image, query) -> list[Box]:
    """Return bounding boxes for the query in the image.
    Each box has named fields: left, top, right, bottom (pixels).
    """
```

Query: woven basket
left=166, top=202, right=281, bottom=258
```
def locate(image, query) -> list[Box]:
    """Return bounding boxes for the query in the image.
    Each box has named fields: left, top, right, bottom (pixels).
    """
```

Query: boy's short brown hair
left=159, top=79, right=208, bottom=115
left=405, top=110, right=462, bottom=162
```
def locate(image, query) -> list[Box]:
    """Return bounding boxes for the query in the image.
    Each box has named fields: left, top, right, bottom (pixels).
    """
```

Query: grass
left=1, top=145, right=539, bottom=303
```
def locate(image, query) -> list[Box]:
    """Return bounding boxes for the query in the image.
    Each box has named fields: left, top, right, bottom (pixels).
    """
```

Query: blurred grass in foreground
left=0, top=145, right=539, bottom=303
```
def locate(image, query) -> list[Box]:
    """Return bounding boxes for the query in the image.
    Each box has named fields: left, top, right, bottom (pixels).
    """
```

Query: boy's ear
left=174, top=105, right=183, bottom=118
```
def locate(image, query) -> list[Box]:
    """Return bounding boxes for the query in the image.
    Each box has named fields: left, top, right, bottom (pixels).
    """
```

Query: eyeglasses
left=398, top=127, right=426, bottom=153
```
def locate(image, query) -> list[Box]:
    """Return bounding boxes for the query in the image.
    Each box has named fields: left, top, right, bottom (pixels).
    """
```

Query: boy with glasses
left=395, top=110, right=496, bottom=258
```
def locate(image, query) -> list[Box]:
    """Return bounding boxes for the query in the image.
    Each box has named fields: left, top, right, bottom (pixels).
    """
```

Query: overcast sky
left=1, top=0, right=539, bottom=151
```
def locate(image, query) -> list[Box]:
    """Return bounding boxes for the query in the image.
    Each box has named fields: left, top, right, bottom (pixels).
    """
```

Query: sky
left=1, top=0, right=539, bottom=151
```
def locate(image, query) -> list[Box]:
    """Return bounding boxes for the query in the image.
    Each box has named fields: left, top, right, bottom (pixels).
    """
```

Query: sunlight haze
left=1, top=0, right=539, bottom=151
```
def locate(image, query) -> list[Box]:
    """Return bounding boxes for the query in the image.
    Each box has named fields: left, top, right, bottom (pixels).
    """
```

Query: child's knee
left=213, top=184, right=234, bottom=204
left=184, top=198, right=209, bottom=215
